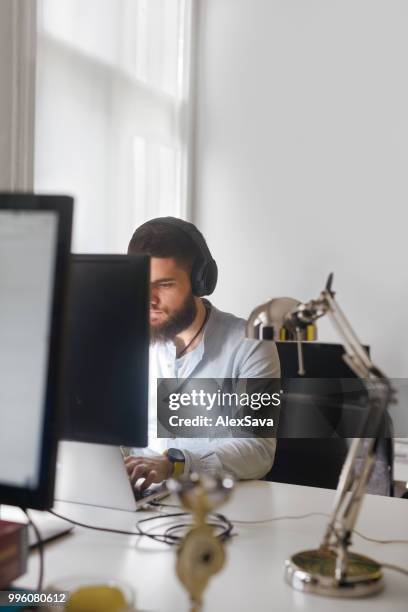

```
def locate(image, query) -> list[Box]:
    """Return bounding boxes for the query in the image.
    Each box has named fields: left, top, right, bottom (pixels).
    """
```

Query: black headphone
left=143, top=217, right=218, bottom=297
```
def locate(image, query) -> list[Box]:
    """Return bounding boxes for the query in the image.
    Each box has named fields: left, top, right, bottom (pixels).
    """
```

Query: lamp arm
left=286, top=278, right=394, bottom=581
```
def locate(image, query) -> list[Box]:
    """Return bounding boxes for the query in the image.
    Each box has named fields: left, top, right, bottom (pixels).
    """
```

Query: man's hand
left=124, top=455, right=173, bottom=492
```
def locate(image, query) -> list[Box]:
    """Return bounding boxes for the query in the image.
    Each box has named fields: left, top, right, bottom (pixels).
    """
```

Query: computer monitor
left=0, top=194, right=73, bottom=510
left=55, top=254, right=150, bottom=511
left=276, top=341, right=369, bottom=378
left=275, top=341, right=368, bottom=438
left=61, top=255, right=150, bottom=447
left=270, top=341, right=379, bottom=490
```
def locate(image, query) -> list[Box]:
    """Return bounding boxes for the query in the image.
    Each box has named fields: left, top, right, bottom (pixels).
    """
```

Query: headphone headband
left=142, top=217, right=218, bottom=297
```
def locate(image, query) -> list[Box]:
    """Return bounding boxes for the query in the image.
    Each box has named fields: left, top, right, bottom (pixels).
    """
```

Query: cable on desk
left=136, top=511, right=191, bottom=545
left=381, top=562, right=408, bottom=577
left=46, top=507, right=408, bottom=581
left=135, top=511, right=234, bottom=545
left=22, top=508, right=44, bottom=592
left=230, top=511, right=331, bottom=524
left=48, top=509, right=143, bottom=536
left=353, top=530, right=408, bottom=546
left=48, top=508, right=234, bottom=546
left=50, top=501, right=408, bottom=558
left=230, top=510, right=408, bottom=547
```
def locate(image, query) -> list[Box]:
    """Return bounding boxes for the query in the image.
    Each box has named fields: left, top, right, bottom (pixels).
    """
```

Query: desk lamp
left=246, top=274, right=395, bottom=597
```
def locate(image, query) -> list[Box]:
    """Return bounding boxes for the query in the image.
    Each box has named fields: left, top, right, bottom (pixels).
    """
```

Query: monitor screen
left=0, top=195, right=72, bottom=509
left=61, top=255, right=150, bottom=447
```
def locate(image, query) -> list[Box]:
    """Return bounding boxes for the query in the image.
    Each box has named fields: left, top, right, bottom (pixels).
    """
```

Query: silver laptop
left=55, top=442, right=169, bottom=512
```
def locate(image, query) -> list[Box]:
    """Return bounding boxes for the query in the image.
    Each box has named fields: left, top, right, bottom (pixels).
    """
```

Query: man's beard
left=150, top=293, right=197, bottom=344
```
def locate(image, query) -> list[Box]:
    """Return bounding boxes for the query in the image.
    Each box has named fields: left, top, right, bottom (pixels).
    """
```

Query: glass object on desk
left=169, top=473, right=234, bottom=612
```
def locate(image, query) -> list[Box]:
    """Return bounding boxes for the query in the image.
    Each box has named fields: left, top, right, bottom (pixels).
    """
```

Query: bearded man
left=124, top=217, right=280, bottom=491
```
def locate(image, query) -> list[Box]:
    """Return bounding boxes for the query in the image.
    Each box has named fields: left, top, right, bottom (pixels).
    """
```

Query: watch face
left=168, top=448, right=185, bottom=463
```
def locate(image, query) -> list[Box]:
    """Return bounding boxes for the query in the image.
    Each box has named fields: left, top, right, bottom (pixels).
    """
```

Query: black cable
left=48, top=508, right=195, bottom=544
left=21, top=508, right=44, bottom=592
left=177, top=303, right=210, bottom=358
left=48, top=509, right=141, bottom=537
left=48, top=508, right=234, bottom=546
left=134, top=511, right=189, bottom=545
left=135, top=511, right=234, bottom=545
left=149, top=500, right=234, bottom=538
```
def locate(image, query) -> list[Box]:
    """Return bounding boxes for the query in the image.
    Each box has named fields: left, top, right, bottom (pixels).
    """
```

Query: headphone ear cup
left=192, top=259, right=218, bottom=297
left=205, top=259, right=218, bottom=295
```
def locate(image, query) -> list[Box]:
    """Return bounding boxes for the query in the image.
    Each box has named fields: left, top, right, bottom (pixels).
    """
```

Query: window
left=35, top=0, right=194, bottom=252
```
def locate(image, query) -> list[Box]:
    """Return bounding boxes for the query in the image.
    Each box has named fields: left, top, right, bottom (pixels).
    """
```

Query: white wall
left=194, top=0, right=408, bottom=376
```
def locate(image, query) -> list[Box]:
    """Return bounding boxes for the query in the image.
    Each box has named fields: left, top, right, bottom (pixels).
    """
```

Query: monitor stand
left=54, top=441, right=136, bottom=512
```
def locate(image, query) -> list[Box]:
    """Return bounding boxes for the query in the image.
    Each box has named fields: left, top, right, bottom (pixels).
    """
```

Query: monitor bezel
left=0, top=193, right=73, bottom=509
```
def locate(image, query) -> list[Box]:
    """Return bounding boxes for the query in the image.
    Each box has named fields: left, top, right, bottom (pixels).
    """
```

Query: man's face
left=149, top=257, right=197, bottom=342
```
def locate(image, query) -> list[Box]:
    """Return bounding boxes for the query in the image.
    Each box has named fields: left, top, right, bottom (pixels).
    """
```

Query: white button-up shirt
left=141, top=301, right=281, bottom=480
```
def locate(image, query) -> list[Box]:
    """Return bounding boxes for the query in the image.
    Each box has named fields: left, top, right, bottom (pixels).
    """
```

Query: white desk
left=11, top=481, right=408, bottom=611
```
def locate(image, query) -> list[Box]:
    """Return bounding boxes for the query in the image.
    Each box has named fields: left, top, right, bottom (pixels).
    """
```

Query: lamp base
left=284, top=548, right=383, bottom=598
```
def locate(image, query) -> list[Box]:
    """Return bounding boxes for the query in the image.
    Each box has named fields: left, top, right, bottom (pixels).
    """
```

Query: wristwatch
left=165, top=448, right=186, bottom=478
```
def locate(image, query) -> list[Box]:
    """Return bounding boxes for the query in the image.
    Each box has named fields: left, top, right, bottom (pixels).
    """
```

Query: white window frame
left=0, top=0, right=37, bottom=191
